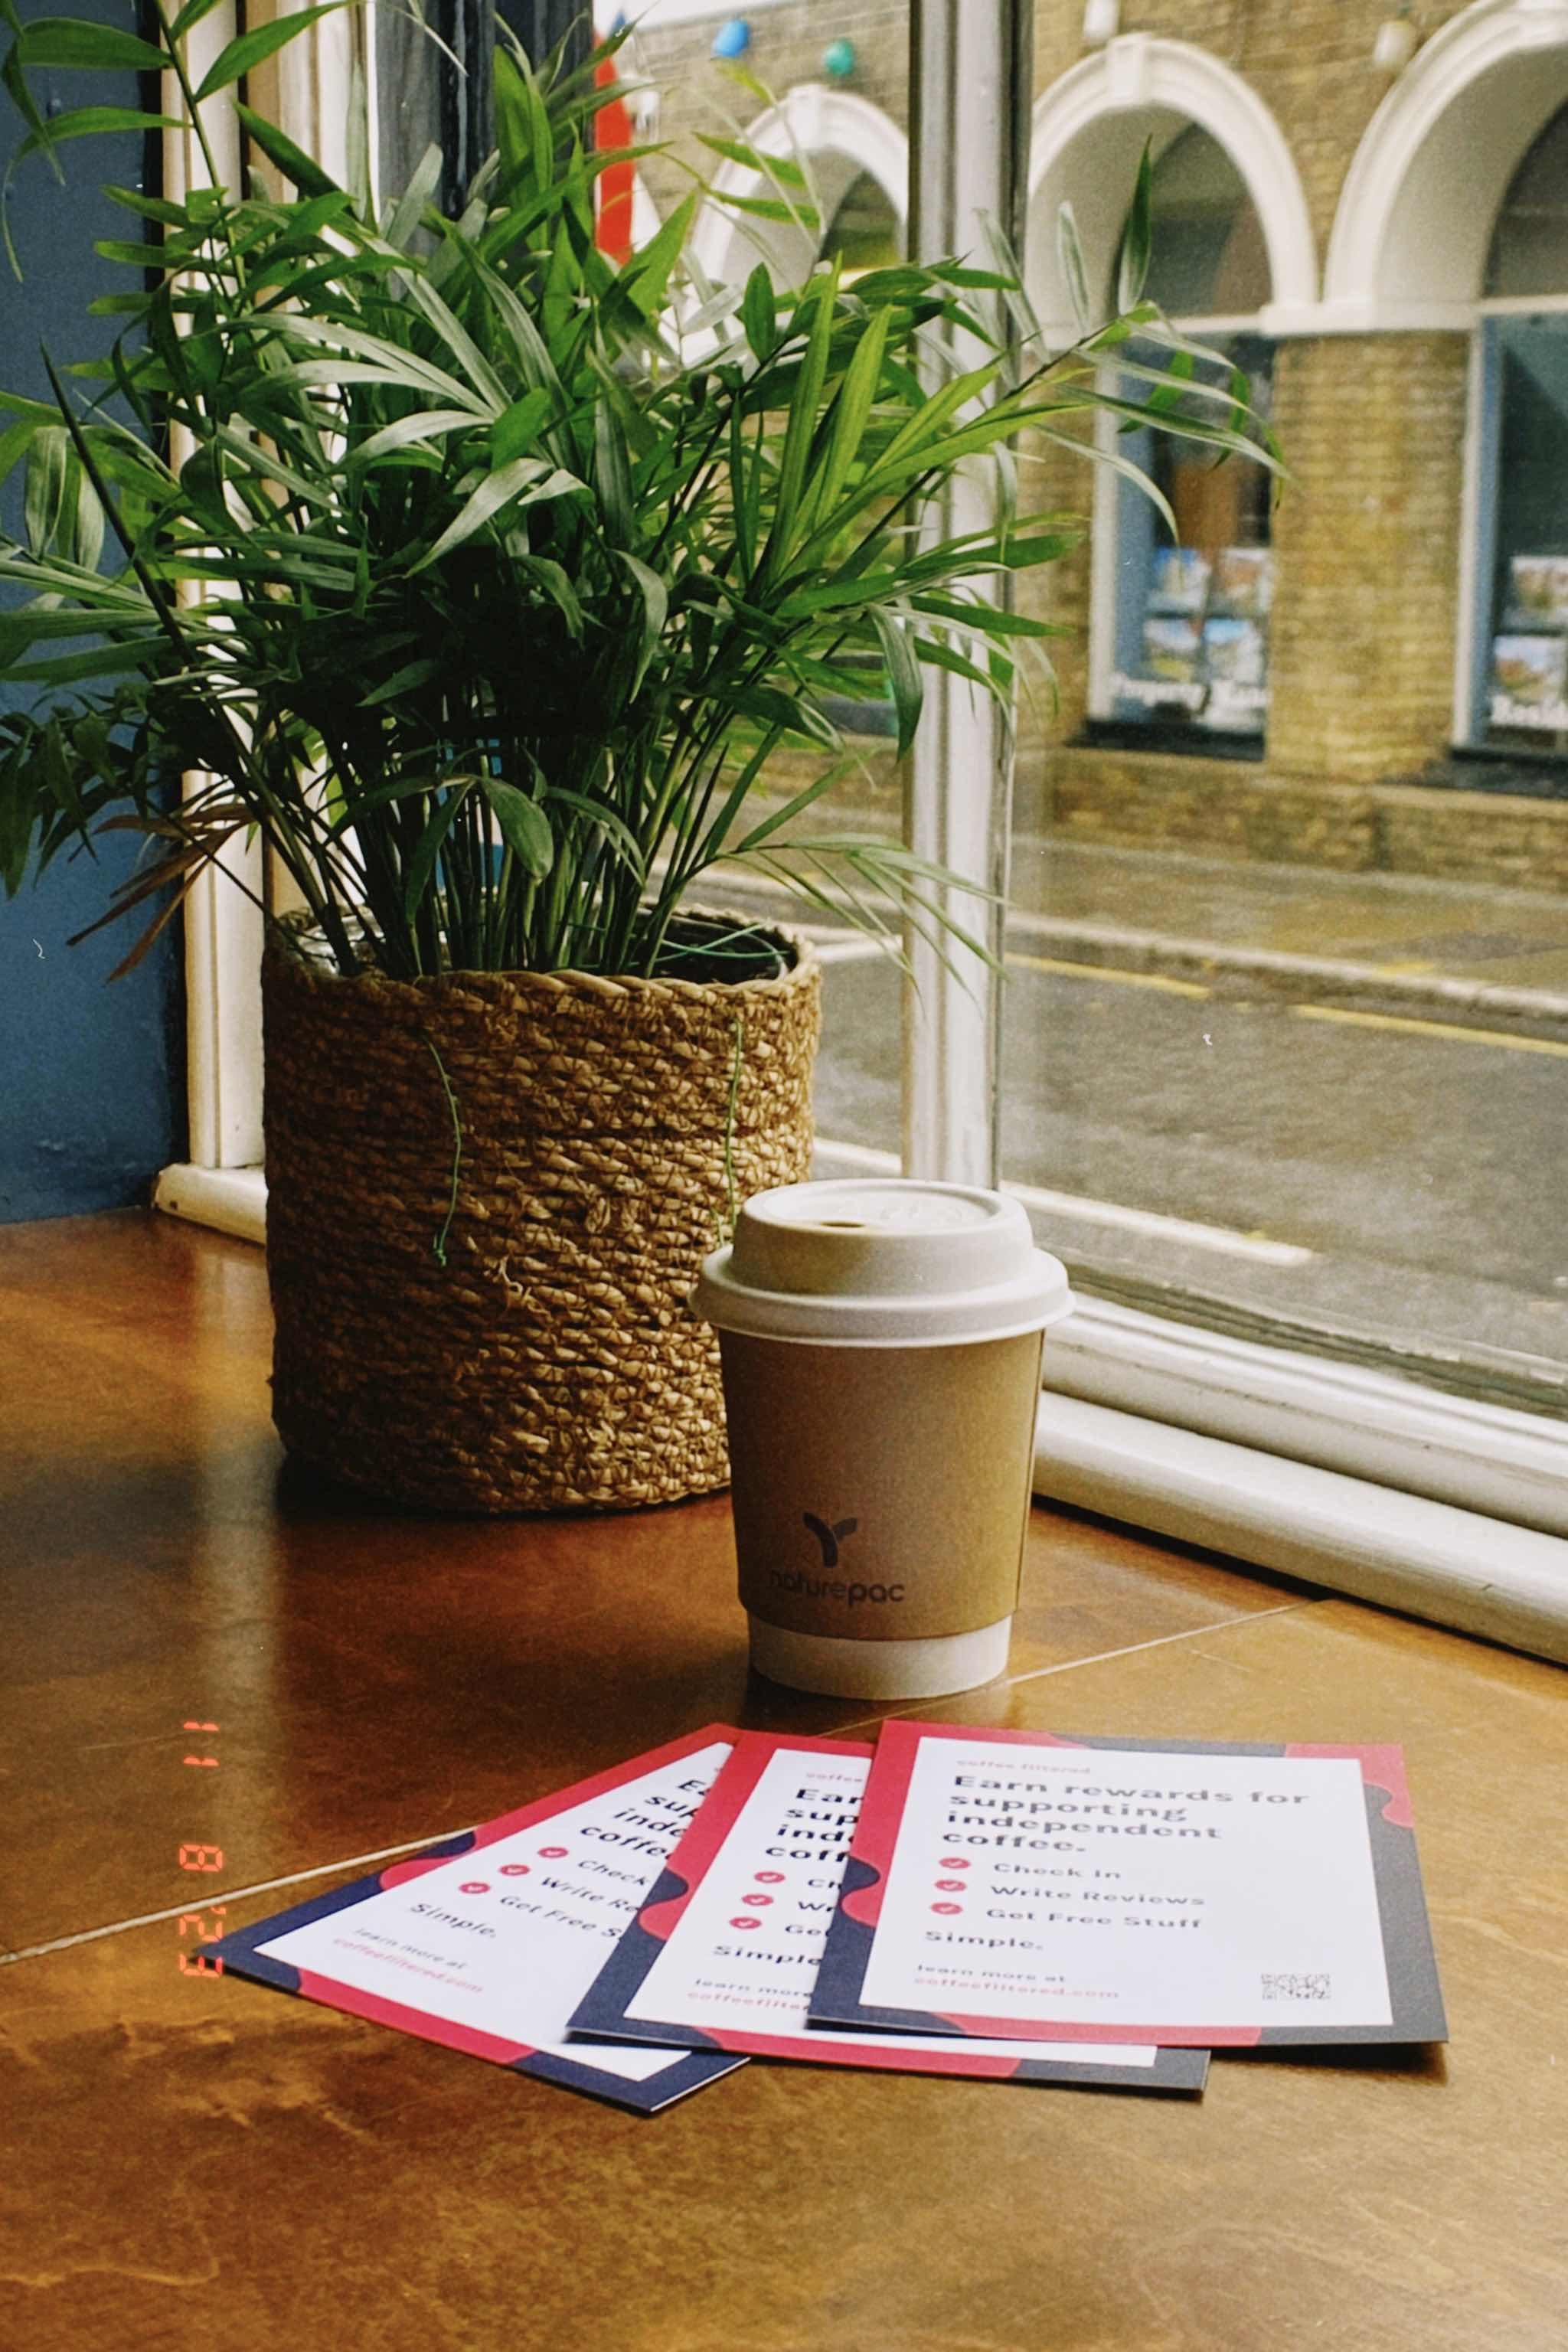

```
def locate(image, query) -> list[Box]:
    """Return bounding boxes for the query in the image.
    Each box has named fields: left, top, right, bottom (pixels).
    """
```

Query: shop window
left=1091, top=129, right=1275, bottom=756
left=1471, top=111, right=1568, bottom=751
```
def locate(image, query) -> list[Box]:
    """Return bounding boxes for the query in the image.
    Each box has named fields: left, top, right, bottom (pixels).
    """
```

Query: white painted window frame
left=157, top=3, right=264, bottom=1186
left=154, top=0, right=359, bottom=1231
left=151, top=5, right=1568, bottom=1657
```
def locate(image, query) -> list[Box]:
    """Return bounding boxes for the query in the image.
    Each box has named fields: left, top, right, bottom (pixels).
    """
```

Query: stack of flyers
left=1142, top=616, right=1203, bottom=683
left=1200, top=616, right=1266, bottom=688
left=1210, top=547, right=1274, bottom=619
left=568, top=1735, right=1205, bottom=2092
left=1490, top=633, right=1568, bottom=726
left=1503, top=553, right=1568, bottom=631
left=210, top=1718, right=1446, bottom=2116
left=1146, top=546, right=1211, bottom=614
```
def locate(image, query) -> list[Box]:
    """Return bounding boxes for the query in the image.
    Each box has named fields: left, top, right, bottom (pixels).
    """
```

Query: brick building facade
left=613, top=0, right=1568, bottom=889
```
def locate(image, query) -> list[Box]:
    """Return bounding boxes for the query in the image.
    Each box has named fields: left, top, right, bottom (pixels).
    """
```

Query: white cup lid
left=694, top=1178, right=1073, bottom=1347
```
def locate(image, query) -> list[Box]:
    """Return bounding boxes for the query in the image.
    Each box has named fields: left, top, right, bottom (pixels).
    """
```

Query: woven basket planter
left=262, top=913, right=820, bottom=1512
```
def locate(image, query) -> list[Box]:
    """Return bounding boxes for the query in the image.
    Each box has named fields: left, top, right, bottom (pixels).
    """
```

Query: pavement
left=1002, top=834, right=1568, bottom=1027
left=721, top=825, right=1568, bottom=1029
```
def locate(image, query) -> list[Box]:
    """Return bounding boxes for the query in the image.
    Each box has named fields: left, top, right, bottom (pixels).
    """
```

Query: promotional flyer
left=809, top=1722, right=1446, bottom=2048
left=209, top=1727, right=747, bottom=2112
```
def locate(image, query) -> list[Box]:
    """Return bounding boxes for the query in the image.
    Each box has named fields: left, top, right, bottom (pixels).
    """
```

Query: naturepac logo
left=803, top=1512, right=857, bottom=1567
left=774, top=1514, right=904, bottom=1608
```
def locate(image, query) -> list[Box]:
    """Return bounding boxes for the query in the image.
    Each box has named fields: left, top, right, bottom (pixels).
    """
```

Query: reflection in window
left=1475, top=111, right=1568, bottom=747
left=1096, top=127, right=1274, bottom=751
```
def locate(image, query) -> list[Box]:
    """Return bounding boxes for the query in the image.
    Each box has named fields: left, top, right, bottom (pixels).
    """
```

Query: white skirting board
left=1034, top=1392, right=1568, bottom=1667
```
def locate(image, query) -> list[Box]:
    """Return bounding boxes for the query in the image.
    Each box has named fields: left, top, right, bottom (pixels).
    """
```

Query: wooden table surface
left=2, top=1211, right=1564, bottom=2352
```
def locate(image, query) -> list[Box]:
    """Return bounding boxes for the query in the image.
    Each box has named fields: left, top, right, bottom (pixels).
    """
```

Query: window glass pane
left=377, top=0, right=502, bottom=216
left=1477, top=319, right=1568, bottom=747
left=587, top=0, right=910, bottom=1180
left=353, top=5, right=1568, bottom=1429
left=1101, top=335, right=1275, bottom=746
left=619, top=2, right=906, bottom=294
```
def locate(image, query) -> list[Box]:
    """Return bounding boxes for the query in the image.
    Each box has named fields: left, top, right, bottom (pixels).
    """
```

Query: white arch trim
left=1325, top=0, right=1568, bottom=329
left=1026, top=34, right=1318, bottom=341
left=687, top=84, right=907, bottom=290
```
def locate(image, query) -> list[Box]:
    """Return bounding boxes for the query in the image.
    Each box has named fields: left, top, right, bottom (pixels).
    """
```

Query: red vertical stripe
left=594, top=53, right=635, bottom=264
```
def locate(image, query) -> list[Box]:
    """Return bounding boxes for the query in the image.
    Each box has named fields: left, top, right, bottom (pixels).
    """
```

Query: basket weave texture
left=263, top=915, right=820, bottom=1512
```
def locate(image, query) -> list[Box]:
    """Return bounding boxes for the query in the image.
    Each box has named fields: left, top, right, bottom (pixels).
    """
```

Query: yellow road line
left=1007, top=952, right=1210, bottom=998
left=1292, top=1004, right=1568, bottom=1057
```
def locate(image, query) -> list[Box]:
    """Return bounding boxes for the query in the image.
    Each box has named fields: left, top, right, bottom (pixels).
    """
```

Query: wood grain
left=2, top=1210, right=1560, bottom=2350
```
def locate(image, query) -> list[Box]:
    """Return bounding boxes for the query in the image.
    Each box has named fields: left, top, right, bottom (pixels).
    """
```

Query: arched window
left=686, top=87, right=906, bottom=293
left=1142, top=125, right=1269, bottom=319
left=1094, top=128, right=1276, bottom=753
left=820, top=169, right=903, bottom=279
left=1471, top=105, right=1568, bottom=749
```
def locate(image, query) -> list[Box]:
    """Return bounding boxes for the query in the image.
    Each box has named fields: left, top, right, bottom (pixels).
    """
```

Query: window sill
left=1046, top=1293, right=1568, bottom=1530
left=1076, top=722, right=1266, bottom=763
left=152, top=1162, right=1568, bottom=1662
left=1439, top=745, right=1568, bottom=795
left=154, top=1161, right=266, bottom=1244
left=1034, top=1393, right=1568, bottom=1667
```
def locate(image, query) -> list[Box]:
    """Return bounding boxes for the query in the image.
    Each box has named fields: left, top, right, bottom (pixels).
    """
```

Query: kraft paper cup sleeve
left=693, top=1181, right=1071, bottom=1690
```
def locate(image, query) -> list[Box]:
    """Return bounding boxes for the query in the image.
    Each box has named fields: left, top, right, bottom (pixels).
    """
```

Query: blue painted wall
left=0, top=0, right=184, bottom=1223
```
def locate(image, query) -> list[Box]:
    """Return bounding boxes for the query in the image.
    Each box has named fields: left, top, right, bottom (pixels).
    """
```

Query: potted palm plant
left=0, top=16, right=1274, bottom=1511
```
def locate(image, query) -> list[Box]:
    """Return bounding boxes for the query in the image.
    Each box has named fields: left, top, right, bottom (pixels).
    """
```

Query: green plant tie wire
left=423, top=1034, right=463, bottom=1269
left=716, top=1009, right=744, bottom=1250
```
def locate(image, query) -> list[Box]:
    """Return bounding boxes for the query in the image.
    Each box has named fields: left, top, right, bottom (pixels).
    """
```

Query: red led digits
left=176, top=1722, right=227, bottom=1977
left=178, top=1908, right=227, bottom=1977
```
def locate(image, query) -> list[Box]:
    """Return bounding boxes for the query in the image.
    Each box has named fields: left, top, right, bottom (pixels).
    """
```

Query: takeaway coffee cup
left=693, top=1178, right=1073, bottom=1700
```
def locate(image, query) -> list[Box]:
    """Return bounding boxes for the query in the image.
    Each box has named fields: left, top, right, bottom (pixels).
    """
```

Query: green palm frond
left=0, top=28, right=1279, bottom=978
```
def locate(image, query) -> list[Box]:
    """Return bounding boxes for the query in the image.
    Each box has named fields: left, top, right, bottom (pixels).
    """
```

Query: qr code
left=1261, top=1971, right=1331, bottom=2001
